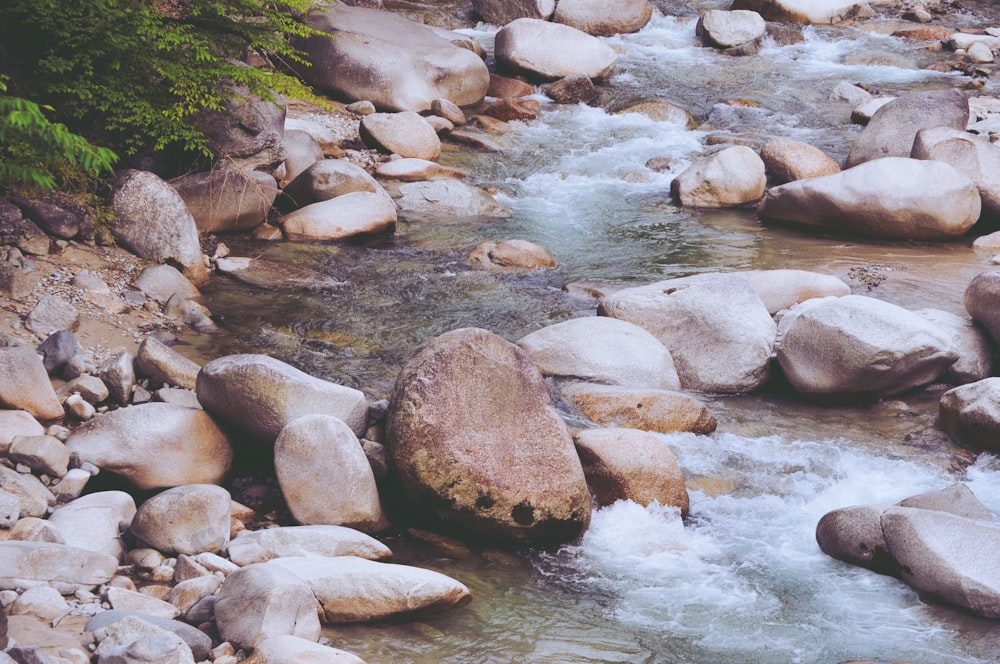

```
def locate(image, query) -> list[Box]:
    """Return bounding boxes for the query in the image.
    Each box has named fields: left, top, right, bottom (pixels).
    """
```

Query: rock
left=740, top=269, right=850, bottom=314
left=775, top=295, right=958, bottom=400
left=760, top=139, right=840, bottom=184
left=598, top=273, right=776, bottom=393
left=472, top=0, right=554, bottom=24
left=170, top=170, right=277, bottom=233
left=163, top=575, right=222, bottom=614
left=816, top=505, right=897, bottom=574
left=396, top=180, right=510, bottom=218
left=9, top=586, right=70, bottom=621
left=429, top=98, right=466, bottom=125
left=939, top=378, right=1000, bottom=451
left=7, top=517, right=63, bottom=543
left=98, top=352, right=137, bottom=406
left=488, top=73, right=536, bottom=99
left=87, top=612, right=212, bottom=661
left=109, top=170, right=208, bottom=287
left=0, top=541, right=118, bottom=593
left=229, top=525, right=391, bottom=566
left=482, top=98, right=539, bottom=123
left=25, top=295, right=79, bottom=337
left=274, top=415, right=384, bottom=531
left=66, top=393, right=96, bottom=420
left=73, top=269, right=111, bottom=295
left=466, top=239, right=555, bottom=270
left=194, top=88, right=285, bottom=171
left=757, top=158, right=981, bottom=240
left=11, top=198, right=81, bottom=240
left=65, top=403, right=234, bottom=490
left=214, top=563, right=321, bottom=650
left=913, top=309, right=992, bottom=384
left=951, top=33, right=1000, bottom=51
left=910, top=126, right=1000, bottom=220
left=134, top=265, right=201, bottom=305
left=162, top=292, right=218, bottom=334
left=196, top=354, right=369, bottom=442
left=359, top=112, right=440, bottom=160
left=48, top=492, right=135, bottom=561
left=517, top=316, right=680, bottom=390
left=730, top=0, right=876, bottom=24
left=8, top=435, right=69, bottom=477
left=968, top=41, right=994, bottom=64
left=130, top=485, right=231, bottom=555
left=93, top=615, right=194, bottom=664
left=280, top=192, right=398, bottom=241
left=845, top=89, right=969, bottom=168
left=244, top=635, right=366, bottom=664
left=965, top=271, right=1000, bottom=346
left=214, top=257, right=345, bottom=290
left=0, top=247, right=39, bottom=298
left=561, top=384, right=717, bottom=435
left=0, top=410, right=44, bottom=454
left=38, top=330, right=84, bottom=376
left=696, top=10, right=766, bottom=49
left=375, top=158, right=469, bottom=182
left=447, top=129, right=503, bottom=152
left=0, top=346, right=63, bottom=420
left=542, top=75, right=599, bottom=105
left=104, top=586, right=181, bottom=620
left=613, top=99, right=694, bottom=126
left=0, top=465, right=53, bottom=518
left=135, top=336, right=200, bottom=390
left=671, top=146, right=766, bottom=207
left=850, top=96, right=895, bottom=125
left=266, top=556, right=471, bottom=623
left=424, top=114, right=453, bottom=134
left=386, top=328, right=591, bottom=545
left=553, top=0, right=652, bottom=36
left=50, top=468, right=91, bottom=504
left=898, top=484, right=993, bottom=521
left=0, top=491, right=17, bottom=528
left=282, top=159, right=381, bottom=209
left=58, top=375, right=110, bottom=405
left=495, top=18, right=617, bottom=82
left=295, top=5, right=489, bottom=112
left=0, top=202, right=50, bottom=256
left=280, top=130, right=324, bottom=185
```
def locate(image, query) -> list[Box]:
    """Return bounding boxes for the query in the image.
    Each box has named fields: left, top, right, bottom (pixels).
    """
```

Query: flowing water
left=190, top=2, right=1000, bottom=661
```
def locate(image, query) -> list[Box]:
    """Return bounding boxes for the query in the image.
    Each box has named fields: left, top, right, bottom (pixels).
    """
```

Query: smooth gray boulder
left=246, top=636, right=366, bottom=664
left=171, top=169, right=277, bottom=233
left=598, top=273, right=776, bottom=393
left=0, top=410, right=44, bottom=453
left=396, top=180, right=510, bottom=218
left=48, top=491, right=136, bottom=561
left=228, top=525, right=392, bottom=566
left=0, top=541, right=118, bottom=593
left=898, top=484, right=993, bottom=521
left=495, top=18, right=617, bottom=81
left=294, top=5, right=489, bottom=112
left=134, top=264, right=201, bottom=305
left=561, top=383, right=717, bottom=435
left=282, top=159, right=381, bottom=210
left=0, top=346, right=63, bottom=420
left=92, top=615, right=194, bottom=664
left=816, top=504, right=896, bottom=574
left=775, top=295, right=958, bottom=400
left=553, top=0, right=653, bottom=36
left=696, top=10, right=766, bottom=49
left=136, top=336, right=201, bottom=390
left=375, top=158, right=469, bottom=182
left=281, top=192, right=398, bottom=241
left=25, top=295, right=79, bottom=337
left=194, top=88, right=286, bottom=170
left=671, top=146, right=766, bottom=207
left=911, top=126, right=1000, bottom=220
left=757, top=157, right=981, bottom=240
left=731, top=0, right=888, bottom=24
left=280, top=129, right=324, bottom=185
left=8, top=434, right=70, bottom=477
left=965, top=271, right=1000, bottom=346
left=913, top=309, right=992, bottom=384
left=87, top=612, right=212, bottom=661
left=739, top=269, right=850, bottom=315
left=130, top=485, right=231, bottom=555
left=845, top=89, right=969, bottom=167
left=939, top=378, right=1000, bottom=451
left=472, top=0, right=555, bottom=24
left=0, top=465, right=54, bottom=518
left=359, top=112, right=441, bottom=161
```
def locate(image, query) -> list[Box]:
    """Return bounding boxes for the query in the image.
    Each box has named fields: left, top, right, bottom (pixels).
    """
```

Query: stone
left=161, top=293, right=218, bottom=334
left=0, top=491, right=18, bottom=528
left=0, top=346, right=63, bottom=420
left=282, top=159, right=381, bottom=209
left=154, top=387, right=201, bottom=409
left=939, top=378, right=1000, bottom=451
left=447, top=129, right=503, bottom=152
left=359, top=112, right=441, bottom=161
left=396, top=180, right=510, bottom=218
left=295, top=5, right=489, bottom=112
left=133, top=265, right=201, bottom=305
left=488, top=73, right=536, bottom=99
left=775, top=295, right=958, bottom=400
left=93, top=615, right=194, bottom=664
left=0, top=541, right=118, bottom=593
left=73, top=269, right=111, bottom=295
left=913, top=309, right=992, bottom=384
left=386, top=328, right=591, bottom=545
left=25, top=295, right=80, bottom=337
left=542, top=75, right=599, bottom=105
left=193, top=88, right=285, bottom=171
left=423, top=114, right=452, bottom=133
left=0, top=411, right=43, bottom=454
left=760, top=139, right=840, bottom=184
left=135, top=336, right=201, bottom=390
left=757, top=157, right=981, bottom=240
left=375, top=158, right=469, bottom=182
left=199, top=357, right=367, bottom=449
left=816, top=505, right=897, bottom=574
left=466, top=239, right=555, bottom=270
left=553, top=0, right=652, bottom=36
left=845, top=89, right=969, bottom=168
left=910, top=126, right=1000, bottom=220
left=228, top=525, right=392, bottom=566
left=968, top=41, right=994, bottom=64
left=0, top=465, right=53, bottom=518
left=429, top=98, right=466, bottom=125
left=472, top=0, right=555, bottom=24
left=170, top=169, right=277, bottom=233
left=965, top=271, right=1000, bottom=346
left=58, top=375, right=110, bottom=405
left=7, top=517, right=63, bottom=544
left=37, top=330, right=85, bottom=375
left=214, top=563, right=321, bottom=650
left=214, top=257, right=345, bottom=290
left=163, top=575, right=222, bottom=614
left=850, top=96, right=895, bottom=125
left=243, top=635, right=366, bottom=664
left=130, top=485, right=231, bottom=555
left=9, top=586, right=70, bottom=621
left=280, top=130, right=324, bottom=185
left=696, top=10, right=766, bottom=49
left=898, top=484, right=993, bottom=521
left=0, top=203, right=50, bottom=256
left=482, top=98, right=539, bottom=123
left=598, top=273, right=776, bottom=393
left=48, top=491, right=136, bottom=561
left=731, top=0, right=877, bottom=24
left=50, top=469, right=91, bottom=504
left=671, top=146, right=766, bottom=207
left=495, top=18, right=617, bottom=82
left=9, top=435, right=70, bottom=478
left=0, top=247, right=39, bottom=299
left=104, top=586, right=181, bottom=620
left=613, top=99, right=694, bottom=126
left=86, top=612, right=212, bottom=661
left=280, top=192, right=398, bottom=241
left=739, top=269, right=850, bottom=314
left=65, top=403, right=234, bottom=491
left=11, top=197, right=81, bottom=240
left=562, top=384, right=717, bottom=435
left=109, top=170, right=208, bottom=287
left=274, top=415, right=384, bottom=531
left=517, top=316, right=680, bottom=390
left=266, top=556, right=471, bottom=623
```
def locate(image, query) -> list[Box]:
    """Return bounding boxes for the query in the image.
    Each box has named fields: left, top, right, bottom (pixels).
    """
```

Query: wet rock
left=375, top=158, right=469, bottom=182
left=845, top=89, right=969, bottom=168
left=281, top=192, right=398, bottom=241
left=696, top=9, right=766, bottom=50
left=598, top=273, right=776, bottom=393
left=731, top=0, right=876, bottom=24
left=133, top=265, right=201, bottom=305
left=228, top=525, right=392, bottom=566
left=109, top=170, right=208, bottom=287
left=48, top=491, right=135, bottom=561
left=542, top=75, right=599, bottom=105
left=495, top=18, right=617, bottom=81
left=0, top=346, right=64, bottom=420
left=170, top=169, right=277, bottom=233
left=282, top=159, right=382, bottom=209
left=196, top=354, right=369, bottom=442
left=758, top=157, right=981, bottom=239
left=65, top=402, right=234, bottom=490
left=98, top=352, right=137, bottom=406
left=488, top=73, right=536, bottom=99
left=760, top=139, right=840, bottom=184
left=562, top=384, right=717, bottom=435
left=396, top=180, right=510, bottom=218
left=275, top=415, right=384, bottom=531
left=913, top=309, right=992, bottom=384
left=25, top=295, right=79, bottom=337
left=939, top=378, right=1000, bottom=451
left=9, top=434, right=70, bottom=478
left=0, top=541, right=118, bottom=593
left=613, top=99, right=694, bottom=126
left=671, top=146, right=766, bottom=207
left=517, top=316, right=680, bottom=390
left=472, top=0, right=554, bottom=24
left=244, top=635, right=366, bottom=664
left=740, top=269, right=850, bottom=315
left=553, top=0, right=652, bottom=36
left=162, top=293, right=218, bottom=334
left=280, top=130, right=324, bottom=185
left=135, top=336, right=200, bottom=390
left=214, top=257, right=345, bottom=290
left=776, top=295, right=958, bottom=400
left=131, top=485, right=231, bottom=555
left=387, top=327, right=591, bottom=545
left=910, top=126, right=1000, bottom=220
left=816, top=505, right=896, bottom=574
left=466, top=239, right=555, bottom=270
left=295, top=5, right=489, bottom=112
left=0, top=247, right=39, bottom=298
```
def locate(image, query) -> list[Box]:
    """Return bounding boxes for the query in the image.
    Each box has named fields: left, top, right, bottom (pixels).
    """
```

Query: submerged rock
left=396, top=180, right=510, bottom=218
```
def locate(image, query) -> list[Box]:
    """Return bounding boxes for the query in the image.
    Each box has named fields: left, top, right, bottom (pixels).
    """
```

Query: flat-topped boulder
left=466, top=239, right=555, bottom=270
left=281, top=191, right=398, bottom=241
left=495, top=18, right=617, bottom=81
left=375, top=158, right=469, bottom=182
left=359, top=112, right=441, bottom=161
left=562, top=383, right=717, bottom=435
left=553, top=0, right=653, bottom=36
left=739, top=269, right=850, bottom=314
left=671, top=146, right=766, bottom=207
left=396, top=180, right=510, bottom=218
left=696, top=10, right=766, bottom=50
left=939, top=378, right=1000, bottom=451
left=0, top=541, right=119, bottom=593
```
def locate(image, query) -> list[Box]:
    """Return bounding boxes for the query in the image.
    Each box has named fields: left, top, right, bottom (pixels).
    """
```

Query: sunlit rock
left=228, top=525, right=392, bottom=566
left=467, top=239, right=555, bottom=270
left=739, top=269, right=850, bottom=315
left=48, top=491, right=135, bottom=562
left=913, top=308, right=992, bottom=384
left=554, top=0, right=653, bottom=36
left=939, top=378, right=1000, bottom=451
left=473, top=0, right=555, bottom=24
left=561, top=384, right=717, bottom=435
left=280, top=192, right=398, bottom=241
left=282, top=159, right=382, bottom=210
left=696, top=10, right=766, bottom=50
left=130, top=485, right=231, bottom=555
left=816, top=505, right=897, bottom=574
left=731, top=0, right=880, bottom=24
left=280, top=130, right=324, bottom=186
left=396, top=180, right=510, bottom=218
left=246, top=635, right=366, bottom=664
left=760, top=139, right=840, bottom=184
left=136, top=336, right=201, bottom=390
left=911, top=126, right=1000, bottom=220
left=671, top=146, right=766, bottom=207
left=375, top=158, right=469, bottom=182
left=171, top=170, right=277, bottom=233
left=359, top=112, right=441, bottom=161
left=0, top=346, right=63, bottom=420
left=0, top=541, right=118, bottom=593
left=495, top=18, right=617, bottom=81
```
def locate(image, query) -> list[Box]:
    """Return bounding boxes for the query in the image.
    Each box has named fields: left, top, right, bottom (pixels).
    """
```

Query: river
left=193, top=1, right=1000, bottom=661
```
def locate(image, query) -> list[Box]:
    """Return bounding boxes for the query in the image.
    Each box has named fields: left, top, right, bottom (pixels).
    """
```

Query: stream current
left=189, top=2, right=1000, bottom=661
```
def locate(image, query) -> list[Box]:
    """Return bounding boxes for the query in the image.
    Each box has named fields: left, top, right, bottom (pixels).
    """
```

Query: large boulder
left=913, top=309, right=993, bottom=384
left=739, top=269, right=850, bottom=314
left=472, top=0, right=555, bottom=24
left=912, top=126, right=1000, bottom=220
left=939, top=378, right=1000, bottom=451
left=279, top=130, right=324, bottom=185
left=495, top=18, right=617, bottom=81
left=196, top=354, right=369, bottom=442
left=0, top=346, right=63, bottom=420
left=598, top=273, right=776, bottom=393
left=65, top=403, right=234, bottom=490
left=282, top=159, right=381, bottom=210
left=386, top=328, right=591, bottom=545
left=561, top=384, right=717, bottom=435
left=775, top=295, right=958, bottom=400
left=359, top=112, right=441, bottom=161
left=294, top=5, right=489, bottom=112
left=757, top=157, right=981, bottom=240
left=731, top=0, right=886, bottom=24
left=671, top=146, right=766, bottom=207
left=0, top=541, right=118, bottom=593
left=194, top=89, right=286, bottom=170
left=516, top=316, right=680, bottom=390
left=696, top=10, right=766, bottom=49
left=845, top=89, right=969, bottom=168
left=47, top=491, right=136, bottom=561
left=965, top=271, right=1000, bottom=346
left=760, top=139, right=840, bottom=184
left=170, top=170, right=277, bottom=234
left=130, top=485, right=232, bottom=555
left=228, top=525, right=392, bottom=566
left=0, top=410, right=44, bottom=452
left=0, top=465, right=54, bottom=518
left=816, top=504, right=897, bottom=575
left=396, top=181, right=510, bottom=218
left=280, top=192, right=398, bottom=241
left=109, top=170, right=208, bottom=286
left=553, top=0, right=653, bottom=36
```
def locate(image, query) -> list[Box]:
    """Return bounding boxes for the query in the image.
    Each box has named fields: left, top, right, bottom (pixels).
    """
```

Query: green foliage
left=0, top=0, right=325, bottom=162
